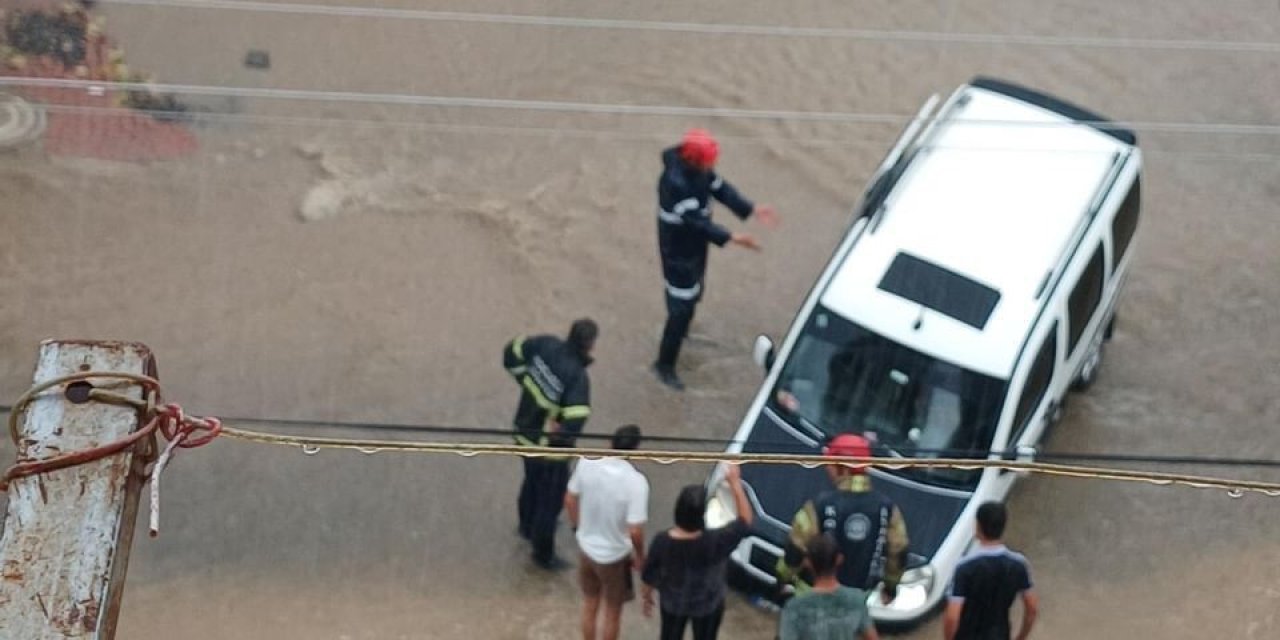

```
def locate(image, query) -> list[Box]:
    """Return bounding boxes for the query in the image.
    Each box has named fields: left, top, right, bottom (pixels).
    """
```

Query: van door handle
left=1045, top=399, right=1063, bottom=425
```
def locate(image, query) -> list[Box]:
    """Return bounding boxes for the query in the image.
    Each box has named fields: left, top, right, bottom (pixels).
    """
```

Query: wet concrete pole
left=0, top=341, right=155, bottom=639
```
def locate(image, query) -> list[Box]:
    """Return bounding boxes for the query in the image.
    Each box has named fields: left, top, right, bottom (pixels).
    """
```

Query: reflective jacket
left=502, top=334, right=591, bottom=448
left=656, top=146, right=754, bottom=300
left=778, top=475, right=909, bottom=594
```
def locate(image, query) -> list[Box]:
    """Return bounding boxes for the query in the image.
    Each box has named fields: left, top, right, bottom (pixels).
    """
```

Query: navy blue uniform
left=503, top=334, right=592, bottom=565
left=655, top=146, right=755, bottom=371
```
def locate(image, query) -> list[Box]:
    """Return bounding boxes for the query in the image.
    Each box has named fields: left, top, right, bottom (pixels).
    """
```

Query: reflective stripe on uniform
left=658, top=197, right=703, bottom=224
left=791, top=502, right=818, bottom=543
left=520, top=376, right=561, bottom=413
left=559, top=405, right=591, bottom=420
left=665, top=280, right=702, bottom=300
left=673, top=197, right=700, bottom=214
left=511, top=336, right=525, bottom=359
left=836, top=475, right=872, bottom=492
left=514, top=432, right=550, bottom=447
left=711, top=176, right=723, bottom=190
left=658, top=208, right=683, bottom=224
left=506, top=366, right=527, bottom=376
left=778, top=501, right=820, bottom=591
left=515, top=431, right=572, bottom=460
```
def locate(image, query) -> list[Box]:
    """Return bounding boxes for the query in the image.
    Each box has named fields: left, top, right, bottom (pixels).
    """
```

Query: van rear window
left=878, top=253, right=1001, bottom=329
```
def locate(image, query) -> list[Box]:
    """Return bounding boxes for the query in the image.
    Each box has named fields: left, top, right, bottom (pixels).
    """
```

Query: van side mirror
left=752, top=335, right=775, bottom=371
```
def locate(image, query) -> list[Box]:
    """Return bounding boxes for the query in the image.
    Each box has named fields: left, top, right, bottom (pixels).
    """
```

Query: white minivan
left=705, top=77, right=1141, bottom=625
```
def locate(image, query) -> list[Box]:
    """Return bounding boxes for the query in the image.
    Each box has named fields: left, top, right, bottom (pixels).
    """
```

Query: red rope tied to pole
left=2, top=372, right=220, bottom=536
left=148, top=402, right=222, bottom=536
left=0, top=419, right=160, bottom=491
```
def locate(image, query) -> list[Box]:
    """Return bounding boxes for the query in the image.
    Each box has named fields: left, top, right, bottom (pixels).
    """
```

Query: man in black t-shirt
left=943, top=502, right=1039, bottom=640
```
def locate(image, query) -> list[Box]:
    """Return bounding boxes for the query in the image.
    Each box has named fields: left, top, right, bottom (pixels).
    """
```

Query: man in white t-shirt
left=565, top=425, right=649, bottom=640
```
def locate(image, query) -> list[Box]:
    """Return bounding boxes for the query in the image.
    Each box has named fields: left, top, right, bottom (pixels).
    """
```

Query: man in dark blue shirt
left=944, top=502, right=1039, bottom=640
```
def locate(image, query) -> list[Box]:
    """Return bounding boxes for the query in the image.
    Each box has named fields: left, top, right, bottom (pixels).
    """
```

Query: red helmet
left=679, top=128, right=719, bottom=169
left=824, top=433, right=872, bottom=462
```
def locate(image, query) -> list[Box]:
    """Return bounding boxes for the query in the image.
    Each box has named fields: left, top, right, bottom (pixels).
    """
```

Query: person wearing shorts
left=566, top=425, right=649, bottom=640
left=579, top=553, right=635, bottom=608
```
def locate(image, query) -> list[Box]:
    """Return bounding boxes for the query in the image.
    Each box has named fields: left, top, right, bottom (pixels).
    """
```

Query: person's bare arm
left=564, top=492, right=580, bottom=530
left=629, top=524, right=646, bottom=570
left=942, top=600, right=963, bottom=640
left=1015, top=590, right=1039, bottom=640
left=641, top=584, right=656, bottom=618
left=861, top=625, right=881, bottom=640
left=723, top=464, right=754, bottom=527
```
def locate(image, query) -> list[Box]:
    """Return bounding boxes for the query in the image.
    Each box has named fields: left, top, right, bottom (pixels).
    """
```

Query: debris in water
left=243, top=49, right=270, bottom=70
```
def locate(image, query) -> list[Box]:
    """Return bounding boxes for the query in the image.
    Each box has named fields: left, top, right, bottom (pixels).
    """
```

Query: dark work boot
left=651, top=362, right=686, bottom=392
left=532, top=554, right=571, bottom=572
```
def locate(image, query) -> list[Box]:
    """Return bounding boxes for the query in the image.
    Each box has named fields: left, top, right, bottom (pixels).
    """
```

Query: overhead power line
left=99, top=0, right=1280, bottom=55
left=0, top=77, right=910, bottom=124
left=7, top=77, right=1280, bottom=137
left=3, top=404, right=1277, bottom=472
left=19, top=102, right=1280, bottom=161
left=216, top=428, right=1280, bottom=497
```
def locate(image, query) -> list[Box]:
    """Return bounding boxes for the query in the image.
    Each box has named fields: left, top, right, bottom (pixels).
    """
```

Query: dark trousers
left=657, top=290, right=699, bottom=370
left=660, top=606, right=724, bottom=640
left=518, top=457, right=570, bottom=563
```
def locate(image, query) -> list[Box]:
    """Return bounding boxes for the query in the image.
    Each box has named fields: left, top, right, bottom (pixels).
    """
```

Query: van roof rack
left=1033, top=150, right=1128, bottom=301
left=855, top=92, right=941, bottom=228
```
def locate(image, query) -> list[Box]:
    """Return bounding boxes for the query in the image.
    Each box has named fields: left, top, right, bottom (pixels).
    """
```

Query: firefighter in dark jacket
left=778, top=434, right=909, bottom=604
left=653, top=128, right=778, bottom=391
left=503, top=318, right=597, bottom=570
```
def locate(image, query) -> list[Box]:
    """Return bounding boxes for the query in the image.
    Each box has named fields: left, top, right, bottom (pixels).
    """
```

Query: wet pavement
left=1, top=1, right=1279, bottom=638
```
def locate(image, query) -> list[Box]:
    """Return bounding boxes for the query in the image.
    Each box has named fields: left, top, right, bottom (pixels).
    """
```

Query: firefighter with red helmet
left=778, top=434, right=910, bottom=603
left=653, top=129, right=779, bottom=391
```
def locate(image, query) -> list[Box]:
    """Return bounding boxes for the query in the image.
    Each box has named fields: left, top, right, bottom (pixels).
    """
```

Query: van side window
left=1067, top=244, right=1105, bottom=354
left=1111, top=178, right=1141, bottom=271
left=1012, top=323, right=1057, bottom=437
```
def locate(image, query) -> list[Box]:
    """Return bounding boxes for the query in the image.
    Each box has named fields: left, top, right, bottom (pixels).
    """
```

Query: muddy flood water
left=2, top=1, right=1279, bottom=638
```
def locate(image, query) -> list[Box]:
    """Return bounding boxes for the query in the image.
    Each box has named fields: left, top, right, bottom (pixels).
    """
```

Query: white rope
left=98, top=0, right=1280, bottom=55
left=10, top=77, right=1280, bottom=137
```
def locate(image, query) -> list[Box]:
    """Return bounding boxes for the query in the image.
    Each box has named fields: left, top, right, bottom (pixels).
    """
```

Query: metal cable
left=98, top=0, right=1280, bottom=55
left=12, top=102, right=1277, bottom=160
left=216, top=425, right=1280, bottom=498
left=4, top=403, right=1279, bottom=472
left=5, top=380, right=1279, bottom=496
left=8, top=76, right=1280, bottom=137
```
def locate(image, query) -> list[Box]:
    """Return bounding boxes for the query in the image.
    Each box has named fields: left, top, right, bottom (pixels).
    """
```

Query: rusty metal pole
left=0, top=340, right=155, bottom=639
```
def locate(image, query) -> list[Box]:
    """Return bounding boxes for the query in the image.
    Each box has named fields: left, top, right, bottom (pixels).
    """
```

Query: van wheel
left=1072, top=342, right=1103, bottom=391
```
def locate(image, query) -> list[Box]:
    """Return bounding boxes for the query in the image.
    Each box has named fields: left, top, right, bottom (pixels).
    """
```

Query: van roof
left=821, top=81, right=1138, bottom=379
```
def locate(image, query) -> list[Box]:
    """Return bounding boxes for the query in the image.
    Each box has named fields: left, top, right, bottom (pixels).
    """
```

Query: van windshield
left=769, top=306, right=1008, bottom=490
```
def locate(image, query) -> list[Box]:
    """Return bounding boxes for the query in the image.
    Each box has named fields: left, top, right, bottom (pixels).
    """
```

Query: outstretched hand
left=730, top=232, right=762, bottom=251
left=722, top=463, right=741, bottom=486
left=753, top=204, right=780, bottom=229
